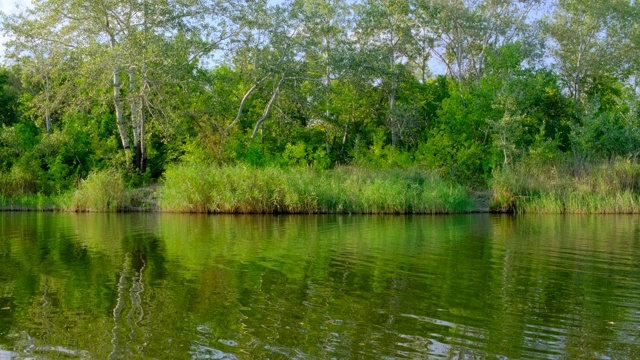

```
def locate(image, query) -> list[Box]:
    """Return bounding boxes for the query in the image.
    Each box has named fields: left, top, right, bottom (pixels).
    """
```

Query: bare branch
left=251, top=76, right=284, bottom=139
left=223, top=72, right=273, bottom=134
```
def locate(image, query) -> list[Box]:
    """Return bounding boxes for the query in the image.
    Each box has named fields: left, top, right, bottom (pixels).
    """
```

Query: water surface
left=0, top=213, right=639, bottom=359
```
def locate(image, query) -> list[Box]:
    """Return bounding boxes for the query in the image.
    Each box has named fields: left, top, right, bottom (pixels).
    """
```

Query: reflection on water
left=1, top=213, right=640, bottom=358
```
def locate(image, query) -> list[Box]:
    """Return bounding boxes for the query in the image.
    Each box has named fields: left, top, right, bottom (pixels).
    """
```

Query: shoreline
left=0, top=186, right=492, bottom=214
left=5, top=161, right=640, bottom=214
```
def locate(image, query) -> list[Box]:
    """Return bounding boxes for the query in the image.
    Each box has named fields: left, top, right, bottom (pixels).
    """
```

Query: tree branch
left=223, top=72, right=273, bottom=134
left=251, top=76, right=284, bottom=139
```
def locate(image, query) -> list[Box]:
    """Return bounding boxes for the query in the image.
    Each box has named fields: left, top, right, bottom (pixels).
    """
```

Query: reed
left=492, top=157, right=640, bottom=214
left=0, top=168, right=38, bottom=198
left=66, top=169, right=132, bottom=212
left=159, top=164, right=474, bottom=214
left=0, top=192, right=59, bottom=211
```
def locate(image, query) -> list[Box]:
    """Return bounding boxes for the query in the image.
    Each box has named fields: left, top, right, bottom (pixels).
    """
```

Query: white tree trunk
left=113, top=69, right=132, bottom=160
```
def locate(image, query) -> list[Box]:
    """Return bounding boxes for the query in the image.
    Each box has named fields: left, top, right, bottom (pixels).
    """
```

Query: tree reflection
left=0, top=213, right=640, bottom=358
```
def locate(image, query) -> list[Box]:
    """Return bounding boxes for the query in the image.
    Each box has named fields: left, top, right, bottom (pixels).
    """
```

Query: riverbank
left=4, top=160, right=640, bottom=214
left=159, top=165, right=475, bottom=214
left=491, top=158, right=640, bottom=214
left=0, top=166, right=477, bottom=214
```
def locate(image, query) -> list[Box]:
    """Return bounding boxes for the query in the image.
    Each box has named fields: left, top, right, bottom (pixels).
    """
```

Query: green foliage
left=0, top=67, right=20, bottom=126
left=570, top=102, right=640, bottom=160
left=0, top=192, right=59, bottom=210
left=283, top=142, right=308, bottom=166
left=0, top=167, right=38, bottom=197
left=417, top=82, right=494, bottom=186
left=0, top=0, right=639, bottom=213
left=160, top=164, right=474, bottom=214
left=66, top=169, right=132, bottom=212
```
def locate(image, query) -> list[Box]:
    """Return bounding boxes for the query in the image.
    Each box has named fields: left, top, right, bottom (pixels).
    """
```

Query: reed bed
left=0, top=168, right=58, bottom=210
left=492, top=158, right=640, bottom=214
left=65, top=169, right=132, bottom=212
left=0, top=193, right=59, bottom=211
left=159, top=164, right=474, bottom=214
left=0, top=168, right=38, bottom=198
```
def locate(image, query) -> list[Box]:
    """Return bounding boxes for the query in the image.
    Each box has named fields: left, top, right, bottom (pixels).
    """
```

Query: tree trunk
left=251, top=77, right=284, bottom=139
left=389, top=85, right=398, bottom=147
left=107, top=24, right=131, bottom=165
left=129, top=68, right=144, bottom=171
left=139, top=97, right=146, bottom=173
left=44, top=74, right=51, bottom=133
left=389, top=44, right=398, bottom=147
left=113, top=69, right=132, bottom=162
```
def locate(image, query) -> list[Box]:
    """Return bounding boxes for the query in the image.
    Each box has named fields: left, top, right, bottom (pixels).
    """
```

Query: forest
left=1, top=0, right=640, bottom=213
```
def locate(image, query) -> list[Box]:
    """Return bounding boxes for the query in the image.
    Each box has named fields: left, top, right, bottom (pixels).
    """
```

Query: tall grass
left=0, top=193, right=60, bottom=211
left=65, top=169, right=132, bottom=212
left=492, top=157, right=640, bottom=213
left=0, top=167, right=58, bottom=210
left=160, top=164, right=474, bottom=214
left=0, top=168, right=38, bottom=198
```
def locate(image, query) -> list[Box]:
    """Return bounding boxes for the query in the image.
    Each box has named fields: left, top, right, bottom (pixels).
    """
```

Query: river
left=0, top=213, right=639, bottom=359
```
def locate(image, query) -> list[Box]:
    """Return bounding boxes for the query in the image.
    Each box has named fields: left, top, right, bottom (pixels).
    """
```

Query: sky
left=0, top=0, right=31, bottom=62
left=0, top=0, right=552, bottom=71
left=0, top=0, right=28, bottom=16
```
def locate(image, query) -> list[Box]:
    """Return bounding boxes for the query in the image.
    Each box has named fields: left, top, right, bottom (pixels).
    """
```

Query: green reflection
left=0, top=213, right=639, bottom=358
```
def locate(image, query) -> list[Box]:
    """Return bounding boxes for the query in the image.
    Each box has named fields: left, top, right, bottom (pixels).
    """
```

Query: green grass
left=0, top=167, right=38, bottom=198
left=0, top=192, right=60, bottom=211
left=491, top=157, right=640, bottom=214
left=65, top=169, right=132, bottom=212
left=0, top=167, right=58, bottom=210
left=7, top=159, right=640, bottom=214
left=159, top=164, right=475, bottom=214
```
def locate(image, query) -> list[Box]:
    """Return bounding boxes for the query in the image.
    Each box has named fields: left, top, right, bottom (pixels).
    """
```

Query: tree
left=215, top=0, right=355, bottom=163
left=542, top=0, right=629, bottom=106
left=353, top=0, right=418, bottom=146
left=294, top=0, right=353, bottom=154
left=0, top=66, right=21, bottom=126
left=414, top=0, right=542, bottom=84
left=2, top=0, right=246, bottom=171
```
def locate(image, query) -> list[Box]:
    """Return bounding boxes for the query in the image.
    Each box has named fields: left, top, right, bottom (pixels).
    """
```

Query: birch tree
left=414, top=0, right=541, bottom=83
left=295, top=0, right=353, bottom=151
left=2, top=0, right=245, bottom=171
left=542, top=0, right=628, bottom=106
left=221, top=0, right=345, bottom=141
left=354, top=0, right=416, bottom=146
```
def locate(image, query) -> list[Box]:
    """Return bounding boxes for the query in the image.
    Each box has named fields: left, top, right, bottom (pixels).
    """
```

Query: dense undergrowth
left=0, top=193, right=59, bottom=211
left=0, top=169, right=133, bottom=212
